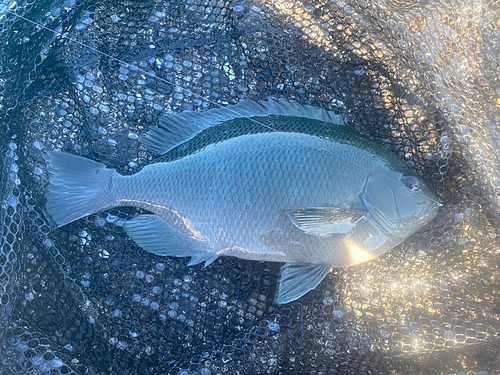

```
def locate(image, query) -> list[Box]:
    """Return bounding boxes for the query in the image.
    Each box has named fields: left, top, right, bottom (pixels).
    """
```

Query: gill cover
left=361, top=173, right=438, bottom=238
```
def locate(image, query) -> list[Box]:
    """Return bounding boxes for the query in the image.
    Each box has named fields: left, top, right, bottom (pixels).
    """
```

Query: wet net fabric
left=1, top=0, right=499, bottom=373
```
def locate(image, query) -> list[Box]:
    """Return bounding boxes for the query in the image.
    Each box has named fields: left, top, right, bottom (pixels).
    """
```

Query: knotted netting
left=0, top=0, right=499, bottom=373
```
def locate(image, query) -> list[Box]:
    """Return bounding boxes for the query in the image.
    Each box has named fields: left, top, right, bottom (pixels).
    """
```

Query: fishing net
left=1, top=0, right=499, bottom=373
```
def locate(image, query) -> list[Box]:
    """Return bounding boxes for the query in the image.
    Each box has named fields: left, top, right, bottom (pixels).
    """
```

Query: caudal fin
left=44, top=151, right=118, bottom=228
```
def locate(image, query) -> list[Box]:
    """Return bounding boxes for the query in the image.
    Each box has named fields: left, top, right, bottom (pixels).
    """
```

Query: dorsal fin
left=141, top=99, right=345, bottom=155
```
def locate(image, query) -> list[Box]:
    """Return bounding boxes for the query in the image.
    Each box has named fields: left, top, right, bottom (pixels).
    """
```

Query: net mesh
left=1, top=0, right=499, bottom=373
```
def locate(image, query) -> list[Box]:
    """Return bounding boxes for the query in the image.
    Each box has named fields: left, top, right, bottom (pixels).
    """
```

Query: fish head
left=360, top=171, right=440, bottom=239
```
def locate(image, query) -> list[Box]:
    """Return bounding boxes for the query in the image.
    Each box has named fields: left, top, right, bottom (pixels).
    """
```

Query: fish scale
left=116, top=133, right=338, bottom=247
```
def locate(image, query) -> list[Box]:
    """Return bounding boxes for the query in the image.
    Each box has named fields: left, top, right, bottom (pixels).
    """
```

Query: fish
left=44, top=99, right=440, bottom=304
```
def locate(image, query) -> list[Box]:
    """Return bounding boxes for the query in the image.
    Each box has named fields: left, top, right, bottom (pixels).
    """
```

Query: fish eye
left=402, top=175, right=420, bottom=191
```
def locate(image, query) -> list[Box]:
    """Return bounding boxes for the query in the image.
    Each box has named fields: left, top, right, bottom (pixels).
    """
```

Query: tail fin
left=44, top=151, right=118, bottom=228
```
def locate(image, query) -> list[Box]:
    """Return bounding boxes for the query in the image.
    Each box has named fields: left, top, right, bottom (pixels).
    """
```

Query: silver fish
left=44, top=99, right=440, bottom=303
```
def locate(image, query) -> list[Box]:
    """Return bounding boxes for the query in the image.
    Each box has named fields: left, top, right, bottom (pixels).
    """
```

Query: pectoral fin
left=123, top=214, right=218, bottom=267
left=288, top=208, right=366, bottom=237
left=275, top=263, right=332, bottom=304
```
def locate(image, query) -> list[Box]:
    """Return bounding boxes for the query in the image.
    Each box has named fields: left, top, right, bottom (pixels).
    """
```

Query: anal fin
left=123, top=214, right=218, bottom=266
left=275, top=263, right=332, bottom=304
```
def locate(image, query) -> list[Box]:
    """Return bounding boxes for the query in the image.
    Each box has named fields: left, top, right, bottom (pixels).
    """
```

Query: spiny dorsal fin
left=141, top=99, right=345, bottom=155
